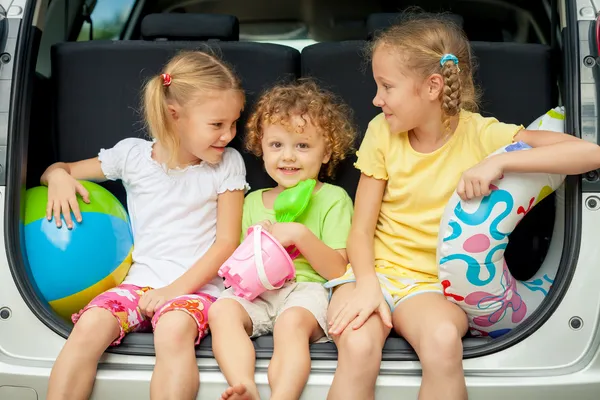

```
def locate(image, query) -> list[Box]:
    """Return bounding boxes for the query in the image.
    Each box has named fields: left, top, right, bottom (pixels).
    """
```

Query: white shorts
left=218, top=281, right=331, bottom=342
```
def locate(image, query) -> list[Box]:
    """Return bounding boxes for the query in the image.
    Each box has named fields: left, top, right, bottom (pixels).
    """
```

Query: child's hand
left=256, top=221, right=303, bottom=248
left=138, top=285, right=182, bottom=318
left=457, top=156, right=504, bottom=201
left=46, top=169, right=90, bottom=229
left=328, top=276, right=393, bottom=335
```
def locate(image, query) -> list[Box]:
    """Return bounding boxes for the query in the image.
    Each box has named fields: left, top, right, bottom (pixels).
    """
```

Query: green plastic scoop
left=274, top=179, right=317, bottom=223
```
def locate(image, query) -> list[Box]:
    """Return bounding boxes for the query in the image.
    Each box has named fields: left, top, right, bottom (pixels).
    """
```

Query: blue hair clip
left=440, top=53, right=459, bottom=67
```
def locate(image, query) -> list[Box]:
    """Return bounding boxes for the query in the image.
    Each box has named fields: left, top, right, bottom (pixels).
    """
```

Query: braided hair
left=371, top=12, right=480, bottom=133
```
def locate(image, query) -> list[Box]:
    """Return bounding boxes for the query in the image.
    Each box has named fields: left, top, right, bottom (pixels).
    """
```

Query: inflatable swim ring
left=437, top=107, right=566, bottom=338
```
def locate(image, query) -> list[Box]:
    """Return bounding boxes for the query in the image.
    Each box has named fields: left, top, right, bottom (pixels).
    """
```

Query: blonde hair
left=245, top=79, right=356, bottom=180
left=371, top=12, right=480, bottom=132
left=142, top=50, right=244, bottom=162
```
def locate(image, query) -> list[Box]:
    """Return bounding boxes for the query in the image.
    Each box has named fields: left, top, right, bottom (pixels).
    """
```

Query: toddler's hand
left=255, top=221, right=302, bottom=248
left=46, top=169, right=90, bottom=229
left=328, top=276, right=393, bottom=336
left=138, top=285, right=181, bottom=318
left=457, top=156, right=503, bottom=201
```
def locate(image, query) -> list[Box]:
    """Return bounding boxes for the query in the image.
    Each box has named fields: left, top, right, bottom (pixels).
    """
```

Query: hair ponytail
left=143, top=74, right=178, bottom=163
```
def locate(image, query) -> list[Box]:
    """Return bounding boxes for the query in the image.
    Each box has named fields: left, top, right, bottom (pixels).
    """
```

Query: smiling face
left=260, top=115, right=331, bottom=189
left=170, top=89, right=243, bottom=165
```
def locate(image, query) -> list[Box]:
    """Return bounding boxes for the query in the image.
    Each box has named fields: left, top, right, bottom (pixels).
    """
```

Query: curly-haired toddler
left=209, top=79, right=357, bottom=400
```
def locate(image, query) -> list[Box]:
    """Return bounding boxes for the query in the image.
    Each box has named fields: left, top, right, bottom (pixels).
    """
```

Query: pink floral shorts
left=72, top=284, right=215, bottom=346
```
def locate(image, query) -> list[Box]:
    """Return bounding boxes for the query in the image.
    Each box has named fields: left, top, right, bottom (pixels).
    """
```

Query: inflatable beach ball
left=24, top=181, right=133, bottom=322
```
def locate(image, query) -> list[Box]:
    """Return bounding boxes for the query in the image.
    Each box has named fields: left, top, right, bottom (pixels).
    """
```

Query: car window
left=77, top=0, right=136, bottom=41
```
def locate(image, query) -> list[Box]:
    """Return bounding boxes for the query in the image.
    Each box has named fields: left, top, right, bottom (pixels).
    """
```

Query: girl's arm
left=328, top=174, right=393, bottom=334
left=40, top=158, right=107, bottom=185
left=169, top=189, right=245, bottom=295
left=346, top=175, right=386, bottom=281
left=496, top=129, right=600, bottom=174
left=460, top=130, right=600, bottom=200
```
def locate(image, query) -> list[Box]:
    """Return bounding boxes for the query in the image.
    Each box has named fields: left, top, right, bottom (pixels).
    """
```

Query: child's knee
left=71, top=307, right=119, bottom=344
left=154, top=311, right=197, bottom=348
left=419, top=322, right=463, bottom=368
left=274, top=307, right=318, bottom=338
left=207, top=299, right=226, bottom=324
left=208, top=299, right=248, bottom=327
left=276, top=307, right=306, bottom=329
left=336, top=326, right=384, bottom=365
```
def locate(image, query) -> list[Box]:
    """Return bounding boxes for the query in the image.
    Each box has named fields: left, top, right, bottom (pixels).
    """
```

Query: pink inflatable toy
left=219, top=225, right=296, bottom=301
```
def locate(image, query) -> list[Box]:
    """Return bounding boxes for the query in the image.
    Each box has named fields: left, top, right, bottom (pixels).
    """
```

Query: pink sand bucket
left=218, top=225, right=296, bottom=301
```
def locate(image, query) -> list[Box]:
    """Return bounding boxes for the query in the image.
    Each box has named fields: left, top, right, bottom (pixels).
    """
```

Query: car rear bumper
left=2, top=360, right=600, bottom=399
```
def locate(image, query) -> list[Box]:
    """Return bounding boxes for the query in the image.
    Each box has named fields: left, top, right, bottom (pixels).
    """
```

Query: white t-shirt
left=98, top=138, right=249, bottom=298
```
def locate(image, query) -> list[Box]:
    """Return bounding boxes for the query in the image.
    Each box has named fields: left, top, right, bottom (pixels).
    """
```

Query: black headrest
left=141, top=13, right=239, bottom=41
left=366, top=13, right=464, bottom=39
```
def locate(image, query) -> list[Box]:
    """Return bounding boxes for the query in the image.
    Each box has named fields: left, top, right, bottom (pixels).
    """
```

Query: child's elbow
left=333, top=267, right=347, bottom=281
left=218, top=237, right=240, bottom=255
left=317, top=260, right=347, bottom=282
left=329, top=254, right=349, bottom=280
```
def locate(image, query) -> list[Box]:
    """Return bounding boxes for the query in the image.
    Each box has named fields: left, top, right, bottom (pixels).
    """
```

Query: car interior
left=17, top=0, right=566, bottom=361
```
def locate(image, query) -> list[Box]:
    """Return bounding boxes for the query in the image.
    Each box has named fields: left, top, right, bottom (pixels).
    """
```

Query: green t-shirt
left=241, top=183, right=354, bottom=284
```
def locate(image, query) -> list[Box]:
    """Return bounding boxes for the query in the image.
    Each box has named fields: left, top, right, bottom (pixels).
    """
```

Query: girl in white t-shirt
left=44, top=51, right=249, bottom=400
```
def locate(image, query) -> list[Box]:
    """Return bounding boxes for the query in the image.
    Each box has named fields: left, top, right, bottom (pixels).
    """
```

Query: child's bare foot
left=220, top=384, right=257, bottom=400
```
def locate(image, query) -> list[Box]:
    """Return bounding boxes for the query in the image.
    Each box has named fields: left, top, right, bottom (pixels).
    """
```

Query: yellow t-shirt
left=356, top=110, right=523, bottom=278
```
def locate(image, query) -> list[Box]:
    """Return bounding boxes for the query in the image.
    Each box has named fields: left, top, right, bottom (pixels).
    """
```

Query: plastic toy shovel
left=273, top=179, right=316, bottom=223
left=273, top=179, right=316, bottom=258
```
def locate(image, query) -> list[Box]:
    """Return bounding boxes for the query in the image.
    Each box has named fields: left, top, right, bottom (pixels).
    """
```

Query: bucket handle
left=253, top=225, right=286, bottom=291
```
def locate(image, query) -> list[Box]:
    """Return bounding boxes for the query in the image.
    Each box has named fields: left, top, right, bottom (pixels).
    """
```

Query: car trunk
left=3, top=0, right=584, bottom=362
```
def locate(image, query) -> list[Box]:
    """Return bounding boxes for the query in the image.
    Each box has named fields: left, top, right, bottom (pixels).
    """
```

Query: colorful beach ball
left=24, top=181, right=133, bottom=322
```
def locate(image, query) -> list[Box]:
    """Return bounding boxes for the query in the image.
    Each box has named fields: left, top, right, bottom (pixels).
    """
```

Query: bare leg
left=268, top=307, right=322, bottom=400
left=47, top=308, right=120, bottom=400
left=326, top=283, right=390, bottom=400
left=209, top=299, right=260, bottom=400
left=392, top=293, right=469, bottom=400
left=151, top=311, right=200, bottom=400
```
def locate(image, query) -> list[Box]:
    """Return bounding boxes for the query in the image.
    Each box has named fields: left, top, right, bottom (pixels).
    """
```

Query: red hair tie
left=161, top=73, right=172, bottom=87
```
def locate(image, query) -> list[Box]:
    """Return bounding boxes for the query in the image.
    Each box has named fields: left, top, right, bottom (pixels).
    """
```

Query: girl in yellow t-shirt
left=324, top=13, right=600, bottom=400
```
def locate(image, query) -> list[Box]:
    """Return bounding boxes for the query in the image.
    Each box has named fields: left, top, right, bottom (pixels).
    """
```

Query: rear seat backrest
left=470, top=41, right=554, bottom=124
left=51, top=41, right=299, bottom=204
left=141, top=13, right=240, bottom=41
left=51, top=16, right=554, bottom=215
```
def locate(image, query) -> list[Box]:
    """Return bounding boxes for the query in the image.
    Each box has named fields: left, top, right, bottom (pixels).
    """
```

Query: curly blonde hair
left=245, top=79, right=356, bottom=179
